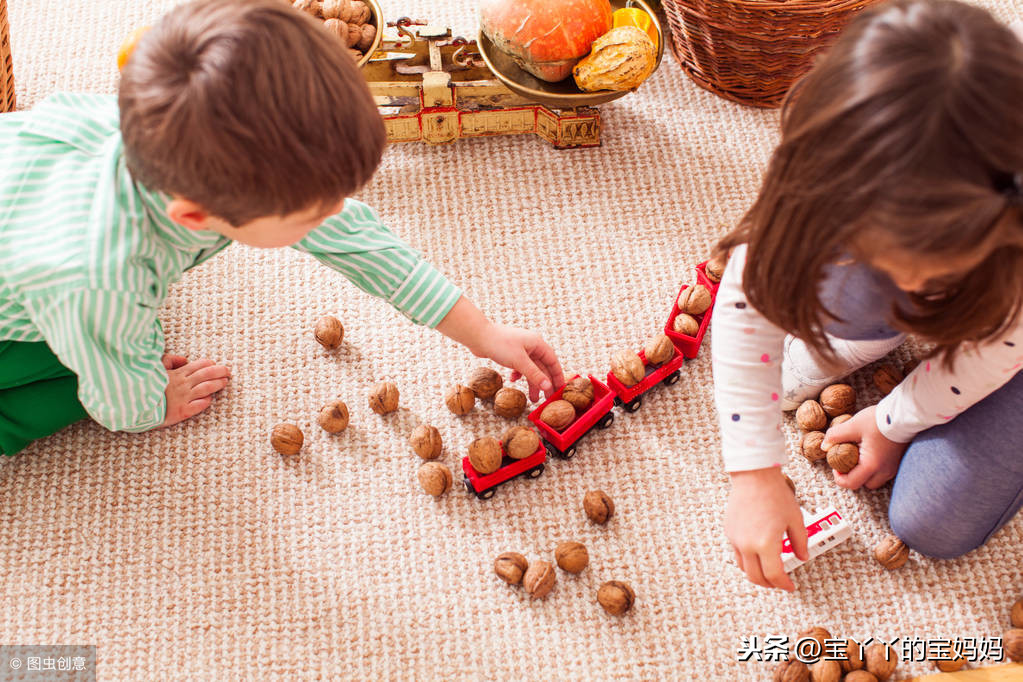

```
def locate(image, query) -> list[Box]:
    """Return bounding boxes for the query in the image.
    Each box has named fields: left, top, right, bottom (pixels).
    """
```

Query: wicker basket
left=1, top=0, right=14, bottom=113
left=661, top=0, right=881, bottom=108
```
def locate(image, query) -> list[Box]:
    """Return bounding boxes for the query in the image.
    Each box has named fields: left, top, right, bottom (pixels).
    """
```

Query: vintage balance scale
left=360, top=1, right=664, bottom=149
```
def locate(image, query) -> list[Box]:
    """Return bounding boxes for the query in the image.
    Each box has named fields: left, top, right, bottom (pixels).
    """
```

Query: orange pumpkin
left=480, top=0, right=614, bottom=82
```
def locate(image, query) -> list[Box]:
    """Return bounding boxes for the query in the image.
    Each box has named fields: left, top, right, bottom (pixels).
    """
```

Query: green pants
left=0, top=341, right=89, bottom=456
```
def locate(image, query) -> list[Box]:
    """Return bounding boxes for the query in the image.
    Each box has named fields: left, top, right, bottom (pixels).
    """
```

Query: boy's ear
left=166, top=197, right=212, bottom=232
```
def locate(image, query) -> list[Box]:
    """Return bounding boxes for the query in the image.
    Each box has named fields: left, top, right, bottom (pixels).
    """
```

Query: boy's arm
left=22, top=288, right=168, bottom=432
left=290, top=200, right=461, bottom=328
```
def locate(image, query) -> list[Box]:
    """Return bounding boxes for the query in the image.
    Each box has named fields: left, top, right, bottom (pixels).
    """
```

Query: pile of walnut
left=493, top=490, right=634, bottom=616
left=796, top=384, right=859, bottom=475
left=446, top=367, right=529, bottom=420
left=292, top=0, right=377, bottom=62
left=772, top=629, right=900, bottom=682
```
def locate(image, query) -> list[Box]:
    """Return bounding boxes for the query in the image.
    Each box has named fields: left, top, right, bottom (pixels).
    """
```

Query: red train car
left=462, top=436, right=546, bottom=500
left=527, top=374, right=616, bottom=459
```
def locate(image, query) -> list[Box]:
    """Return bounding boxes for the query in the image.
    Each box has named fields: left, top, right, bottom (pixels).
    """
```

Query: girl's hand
left=161, top=355, right=231, bottom=427
left=822, top=405, right=909, bottom=490
left=725, top=467, right=809, bottom=591
left=474, top=323, right=565, bottom=402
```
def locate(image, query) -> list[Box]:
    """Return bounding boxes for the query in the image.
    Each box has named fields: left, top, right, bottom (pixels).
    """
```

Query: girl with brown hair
left=712, top=0, right=1023, bottom=590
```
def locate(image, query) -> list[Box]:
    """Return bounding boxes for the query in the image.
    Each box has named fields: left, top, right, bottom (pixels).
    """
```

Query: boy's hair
left=119, top=0, right=386, bottom=226
left=717, top=0, right=1023, bottom=365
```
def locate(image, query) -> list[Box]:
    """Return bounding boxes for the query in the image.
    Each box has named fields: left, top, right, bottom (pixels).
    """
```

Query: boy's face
left=169, top=197, right=346, bottom=248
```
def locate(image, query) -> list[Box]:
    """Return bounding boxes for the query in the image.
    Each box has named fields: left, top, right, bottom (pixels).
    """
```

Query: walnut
left=783, top=473, right=795, bottom=495
left=468, top=436, right=503, bottom=475
left=293, top=0, right=323, bottom=17
left=839, top=639, right=866, bottom=673
left=316, top=400, right=350, bottom=433
left=562, top=376, right=594, bottom=411
left=346, top=23, right=363, bottom=48
left=356, top=22, right=377, bottom=52
left=706, top=254, right=726, bottom=283
left=494, top=552, right=528, bottom=585
left=809, top=659, right=841, bottom=682
left=349, top=0, right=372, bottom=24
left=349, top=48, right=364, bottom=61
left=417, top=461, right=452, bottom=496
left=313, top=315, right=344, bottom=349
left=540, top=400, right=576, bottom=431
left=864, top=642, right=899, bottom=681
left=467, top=367, right=502, bottom=400
left=502, top=426, right=540, bottom=459
left=829, top=414, right=852, bottom=428
left=673, top=312, right=699, bottom=337
left=1012, top=598, right=1023, bottom=628
left=409, top=424, right=442, bottom=460
left=271, top=423, right=303, bottom=456
left=801, top=431, right=827, bottom=463
left=826, top=442, right=859, bottom=473
left=320, top=0, right=344, bottom=19
left=611, top=350, right=644, bottom=387
left=597, top=580, right=634, bottom=615
left=522, top=560, right=556, bottom=598
left=336, top=0, right=356, bottom=22
left=445, top=384, right=475, bottom=415
left=677, top=284, right=712, bottom=315
left=323, top=18, right=349, bottom=43
left=494, top=387, right=527, bottom=418
left=873, top=364, right=903, bottom=396
left=368, top=381, right=399, bottom=414
left=644, top=333, right=675, bottom=365
left=873, top=535, right=909, bottom=569
left=1005, top=628, right=1023, bottom=662
left=933, top=649, right=966, bottom=672
left=798, top=626, right=832, bottom=661
left=773, top=660, right=810, bottom=682
left=819, top=384, right=855, bottom=417
left=843, top=672, right=877, bottom=682
left=796, top=400, right=828, bottom=431
left=583, top=490, right=614, bottom=524
left=554, top=541, right=589, bottom=574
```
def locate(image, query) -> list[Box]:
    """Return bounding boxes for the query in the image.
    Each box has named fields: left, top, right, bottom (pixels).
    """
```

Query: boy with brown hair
left=0, top=0, right=564, bottom=455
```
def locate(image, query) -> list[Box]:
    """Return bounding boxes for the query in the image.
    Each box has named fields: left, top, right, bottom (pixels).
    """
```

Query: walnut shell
left=493, top=387, right=527, bottom=418
left=597, top=580, right=634, bottom=615
left=540, top=399, right=576, bottom=431
left=522, top=560, right=556, bottom=599
left=1012, top=598, right=1023, bottom=628
left=1005, top=628, right=1023, bottom=662
left=796, top=400, right=828, bottom=431
left=583, top=490, right=614, bottom=524
left=810, top=659, right=842, bottom=682
left=349, top=0, right=371, bottom=24
left=561, top=376, right=594, bottom=411
left=320, top=0, right=343, bottom=19
left=677, top=284, right=712, bottom=315
left=705, top=254, right=727, bottom=283
left=494, top=552, right=528, bottom=585
left=672, top=312, right=700, bottom=337
left=873, top=534, right=909, bottom=569
left=864, top=642, right=899, bottom=681
left=323, top=18, right=348, bottom=43
left=840, top=639, right=866, bottom=673
left=356, top=23, right=376, bottom=52
left=417, top=461, right=452, bottom=496
left=873, top=364, right=903, bottom=396
left=409, top=424, right=442, bottom=460
left=313, top=315, right=344, bottom=349
left=798, top=626, right=832, bottom=659
left=843, top=672, right=877, bottom=682
left=611, top=350, right=644, bottom=387
left=801, top=431, right=827, bottom=463
left=826, top=442, right=859, bottom=473
left=445, top=384, right=475, bottom=415
left=502, top=426, right=540, bottom=460
left=368, top=381, right=399, bottom=414
left=467, top=367, right=503, bottom=401
left=468, top=436, right=503, bottom=475
left=316, top=400, right=350, bottom=433
left=933, top=650, right=966, bottom=672
left=820, top=384, right=856, bottom=417
left=346, top=23, right=362, bottom=48
left=644, top=333, right=675, bottom=365
left=554, top=541, right=589, bottom=574
left=829, top=414, right=852, bottom=428
left=773, top=660, right=810, bottom=682
left=293, top=0, right=322, bottom=17
left=336, top=0, right=356, bottom=22
left=271, top=423, right=303, bottom=456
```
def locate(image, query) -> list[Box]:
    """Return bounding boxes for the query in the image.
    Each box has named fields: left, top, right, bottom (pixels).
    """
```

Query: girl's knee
left=888, top=498, right=982, bottom=559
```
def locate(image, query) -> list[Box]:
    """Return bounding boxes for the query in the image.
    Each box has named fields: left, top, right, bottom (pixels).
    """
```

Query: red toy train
left=462, top=262, right=719, bottom=500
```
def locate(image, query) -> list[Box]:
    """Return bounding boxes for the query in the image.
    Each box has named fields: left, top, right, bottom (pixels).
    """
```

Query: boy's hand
left=822, top=406, right=908, bottom=490
left=475, top=323, right=565, bottom=402
left=725, top=467, right=808, bottom=591
left=161, top=355, right=231, bottom=427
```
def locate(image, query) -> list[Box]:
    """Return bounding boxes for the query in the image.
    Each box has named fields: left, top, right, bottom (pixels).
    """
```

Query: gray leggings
left=820, top=263, right=1023, bottom=558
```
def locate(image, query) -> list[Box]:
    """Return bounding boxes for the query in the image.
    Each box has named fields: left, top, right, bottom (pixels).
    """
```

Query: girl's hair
left=716, top=0, right=1023, bottom=365
left=119, top=0, right=387, bottom=227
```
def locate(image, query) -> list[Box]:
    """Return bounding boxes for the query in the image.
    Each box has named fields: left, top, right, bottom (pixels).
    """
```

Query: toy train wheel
left=463, top=477, right=474, bottom=495
left=561, top=445, right=576, bottom=460
left=597, top=412, right=614, bottom=429
left=624, top=397, right=642, bottom=413
left=663, top=370, right=681, bottom=386
left=613, top=397, right=623, bottom=408
left=479, top=488, right=496, bottom=500
left=527, top=464, right=545, bottom=478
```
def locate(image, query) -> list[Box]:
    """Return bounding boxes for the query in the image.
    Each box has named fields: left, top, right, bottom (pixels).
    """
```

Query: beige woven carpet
left=4, top=1, right=1023, bottom=679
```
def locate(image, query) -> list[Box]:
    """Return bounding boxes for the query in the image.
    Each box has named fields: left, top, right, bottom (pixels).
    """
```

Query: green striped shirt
left=0, top=93, right=462, bottom=432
